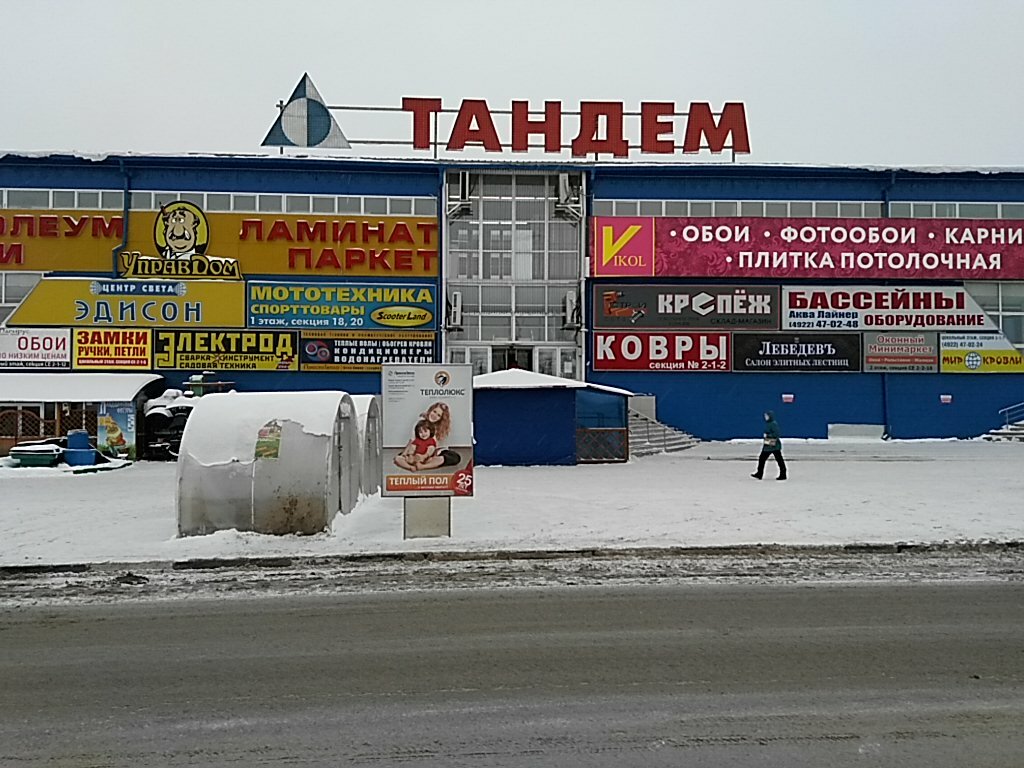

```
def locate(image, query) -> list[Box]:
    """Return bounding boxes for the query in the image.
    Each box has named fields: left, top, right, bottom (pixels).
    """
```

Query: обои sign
left=263, top=75, right=750, bottom=157
left=592, top=217, right=1024, bottom=280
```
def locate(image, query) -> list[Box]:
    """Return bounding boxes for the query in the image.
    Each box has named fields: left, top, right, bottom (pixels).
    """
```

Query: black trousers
left=755, top=448, right=787, bottom=478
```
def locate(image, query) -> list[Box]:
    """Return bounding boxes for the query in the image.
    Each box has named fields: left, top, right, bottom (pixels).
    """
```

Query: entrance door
left=491, top=346, right=533, bottom=372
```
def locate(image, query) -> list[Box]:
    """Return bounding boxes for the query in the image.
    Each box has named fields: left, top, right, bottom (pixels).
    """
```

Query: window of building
left=0, top=272, right=43, bottom=325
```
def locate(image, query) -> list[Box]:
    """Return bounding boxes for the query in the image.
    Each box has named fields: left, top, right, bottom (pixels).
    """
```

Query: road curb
left=2, top=540, right=1021, bottom=577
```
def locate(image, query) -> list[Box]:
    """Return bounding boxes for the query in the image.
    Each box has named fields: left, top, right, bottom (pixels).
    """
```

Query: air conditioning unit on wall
left=447, top=290, right=464, bottom=329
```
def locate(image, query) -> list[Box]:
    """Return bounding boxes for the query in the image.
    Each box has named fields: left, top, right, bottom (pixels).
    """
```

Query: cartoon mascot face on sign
left=155, top=201, right=210, bottom=259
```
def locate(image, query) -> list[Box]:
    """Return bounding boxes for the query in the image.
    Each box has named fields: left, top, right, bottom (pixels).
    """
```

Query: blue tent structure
left=473, top=370, right=634, bottom=466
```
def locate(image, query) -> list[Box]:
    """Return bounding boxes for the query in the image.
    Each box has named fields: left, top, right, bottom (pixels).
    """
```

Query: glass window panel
left=740, top=201, right=764, bottom=216
left=413, top=198, right=437, bottom=215
left=482, top=253, right=512, bottom=280
left=513, top=225, right=534, bottom=254
left=789, top=202, right=813, bottom=216
left=99, top=190, right=123, bottom=209
left=449, top=221, right=480, bottom=249
left=481, top=174, right=513, bottom=197
left=53, top=190, right=76, bottom=208
left=311, top=196, right=335, bottom=213
left=7, top=190, right=49, bottom=208
left=639, top=201, right=662, bottom=216
left=178, top=193, right=204, bottom=206
left=614, top=200, right=638, bottom=216
left=888, top=202, right=911, bottom=217
left=1000, top=315, right=1024, bottom=345
left=78, top=191, right=100, bottom=208
left=933, top=202, right=956, bottom=217
left=965, top=282, right=1000, bottom=311
left=513, top=252, right=533, bottom=280
left=532, top=252, right=546, bottom=280
left=689, top=201, right=713, bottom=216
left=665, top=201, right=688, bottom=216
left=483, top=223, right=512, bottom=249
left=592, top=200, right=614, bottom=216
left=1001, top=203, right=1024, bottom=219
left=389, top=198, right=412, bottom=215
left=714, top=201, right=738, bottom=216
left=548, top=222, right=578, bottom=250
left=515, top=316, right=546, bottom=341
left=480, top=285, right=511, bottom=312
left=548, top=252, right=578, bottom=280
left=559, top=348, right=577, bottom=378
left=337, top=197, right=361, bottom=213
left=515, top=285, right=546, bottom=312
left=468, top=348, right=488, bottom=374
left=0, top=306, right=12, bottom=325
left=364, top=198, right=388, bottom=215
left=3, top=272, right=42, bottom=301
left=537, top=348, right=556, bottom=376
left=765, top=202, right=788, bottom=217
left=205, top=193, right=230, bottom=211
left=480, top=315, right=512, bottom=341
left=999, top=284, right=1024, bottom=312
left=453, top=252, right=480, bottom=279
left=258, top=195, right=282, bottom=212
left=515, top=175, right=547, bottom=196
left=455, top=285, right=480, bottom=312
left=482, top=200, right=513, bottom=220
left=814, top=202, right=838, bottom=217
left=128, top=191, right=152, bottom=209
left=548, top=318, right=576, bottom=343
left=911, top=203, right=933, bottom=218
left=286, top=195, right=310, bottom=213
left=232, top=194, right=256, bottom=211
left=839, top=202, right=862, bottom=217
left=51, top=189, right=74, bottom=207
left=448, top=347, right=468, bottom=364
left=959, top=203, right=998, bottom=218
left=863, top=202, right=883, bottom=217
left=515, top=200, right=547, bottom=220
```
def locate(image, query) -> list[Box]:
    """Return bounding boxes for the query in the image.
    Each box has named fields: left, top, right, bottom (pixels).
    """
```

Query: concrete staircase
left=981, top=420, right=1024, bottom=442
left=629, top=409, right=700, bottom=456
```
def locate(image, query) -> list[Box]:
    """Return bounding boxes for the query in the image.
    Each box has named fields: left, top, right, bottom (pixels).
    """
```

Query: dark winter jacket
left=762, top=411, right=782, bottom=450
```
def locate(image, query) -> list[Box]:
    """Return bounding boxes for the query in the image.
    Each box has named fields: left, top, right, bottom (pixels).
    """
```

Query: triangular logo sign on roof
left=262, top=74, right=350, bottom=149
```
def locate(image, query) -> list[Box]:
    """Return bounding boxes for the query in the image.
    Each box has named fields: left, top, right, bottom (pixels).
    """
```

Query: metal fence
left=576, top=428, right=629, bottom=463
left=0, top=407, right=96, bottom=455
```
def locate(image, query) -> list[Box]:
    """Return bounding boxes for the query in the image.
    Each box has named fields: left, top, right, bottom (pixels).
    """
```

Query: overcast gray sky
left=2, top=0, right=1021, bottom=167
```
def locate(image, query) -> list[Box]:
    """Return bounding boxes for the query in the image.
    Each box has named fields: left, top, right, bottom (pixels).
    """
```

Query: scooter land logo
left=119, top=202, right=242, bottom=280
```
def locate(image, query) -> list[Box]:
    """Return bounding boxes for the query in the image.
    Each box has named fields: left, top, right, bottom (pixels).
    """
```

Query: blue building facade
left=1, top=153, right=1023, bottom=444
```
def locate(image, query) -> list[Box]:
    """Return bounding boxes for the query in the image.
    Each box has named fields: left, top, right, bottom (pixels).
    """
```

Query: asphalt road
left=2, top=582, right=1023, bottom=767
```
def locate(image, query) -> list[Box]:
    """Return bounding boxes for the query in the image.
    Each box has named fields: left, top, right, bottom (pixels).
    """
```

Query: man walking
left=751, top=410, right=787, bottom=480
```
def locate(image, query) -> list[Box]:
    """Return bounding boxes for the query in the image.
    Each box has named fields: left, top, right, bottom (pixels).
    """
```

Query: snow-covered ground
left=2, top=438, right=1022, bottom=568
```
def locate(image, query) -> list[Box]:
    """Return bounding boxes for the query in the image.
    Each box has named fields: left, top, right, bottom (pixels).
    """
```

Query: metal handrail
left=997, top=401, right=1024, bottom=427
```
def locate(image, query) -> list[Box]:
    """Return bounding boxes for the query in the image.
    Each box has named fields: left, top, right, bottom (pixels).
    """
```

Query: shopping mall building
left=3, top=127, right=1024, bottom=442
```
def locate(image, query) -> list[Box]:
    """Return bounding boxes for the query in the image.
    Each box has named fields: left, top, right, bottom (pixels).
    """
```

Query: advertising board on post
left=381, top=364, right=474, bottom=497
